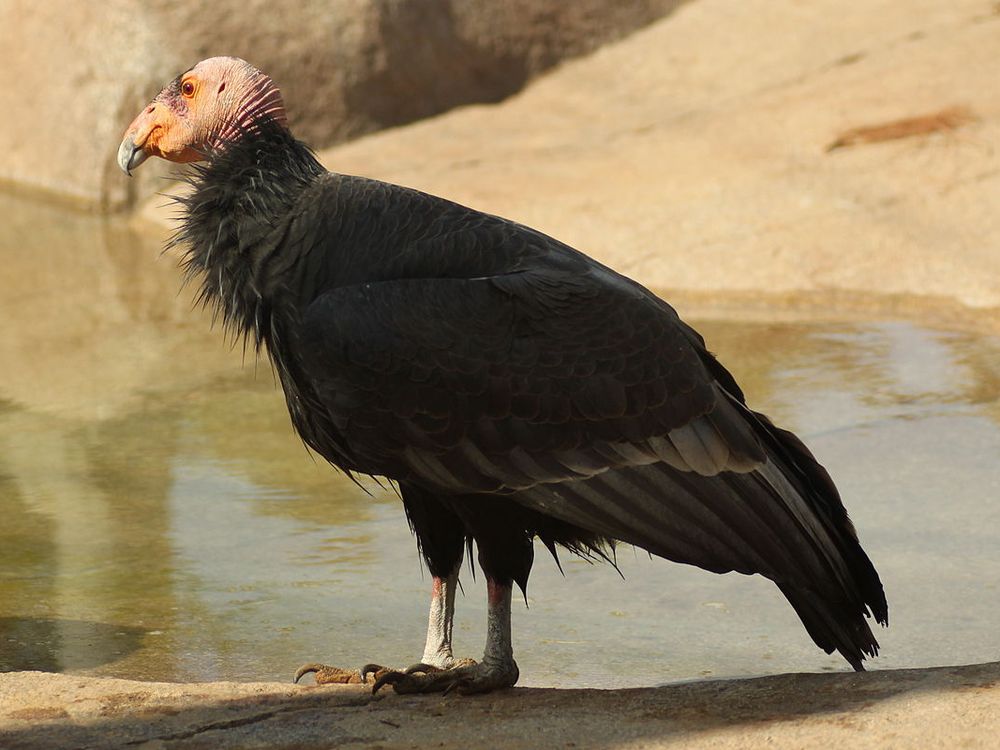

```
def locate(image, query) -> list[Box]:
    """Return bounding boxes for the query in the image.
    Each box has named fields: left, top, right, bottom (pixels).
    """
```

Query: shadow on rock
left=1, top=661, right=997, bottom=749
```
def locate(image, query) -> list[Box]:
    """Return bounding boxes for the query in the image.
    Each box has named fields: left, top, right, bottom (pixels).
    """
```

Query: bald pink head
left=118, top=57, right=287, bottom=175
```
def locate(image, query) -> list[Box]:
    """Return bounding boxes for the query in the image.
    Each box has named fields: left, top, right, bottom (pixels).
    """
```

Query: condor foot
left=371, top=658, right=517, bottom=695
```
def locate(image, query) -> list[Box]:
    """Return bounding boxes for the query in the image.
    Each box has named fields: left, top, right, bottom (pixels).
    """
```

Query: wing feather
left=294, top=270, right=766, bottom=491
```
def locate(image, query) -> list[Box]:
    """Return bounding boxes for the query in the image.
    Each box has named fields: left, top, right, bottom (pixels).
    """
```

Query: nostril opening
left=146, top=105, right=155, bottom=113
left=218, top=82, right=226, bottom=93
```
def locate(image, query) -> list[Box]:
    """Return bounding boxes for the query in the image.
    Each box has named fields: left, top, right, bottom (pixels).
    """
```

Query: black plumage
left=174, top=118, right=887, bottom=671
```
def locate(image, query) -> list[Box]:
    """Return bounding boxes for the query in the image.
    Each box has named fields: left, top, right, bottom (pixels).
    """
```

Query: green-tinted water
left=1, top=192, right=999, bottom=688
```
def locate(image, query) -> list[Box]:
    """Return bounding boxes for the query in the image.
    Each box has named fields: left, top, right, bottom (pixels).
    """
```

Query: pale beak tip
left=117, top=136, right=148, bottom=176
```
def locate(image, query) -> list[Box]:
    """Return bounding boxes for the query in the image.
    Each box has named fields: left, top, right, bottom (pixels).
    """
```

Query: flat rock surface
left=2, top=663, right=999, bottom=749
left=302, top=0, right=1000, bottom=327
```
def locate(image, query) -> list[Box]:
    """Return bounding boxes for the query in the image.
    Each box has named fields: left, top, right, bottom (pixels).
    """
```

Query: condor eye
left=181, top=80, right=196, bottom=97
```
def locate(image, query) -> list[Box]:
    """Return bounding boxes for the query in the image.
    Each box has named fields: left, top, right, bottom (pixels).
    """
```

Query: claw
left=367, top=659, right=513, bottom=695
left=292, top=663, right=323, bottom=684
left=442, top=677, right=471, bottom=696
left=361, top=663, right=389, bottom=684
left=372, top=670, right=407, bottom=694
left=293, top=663, right=367, bottom=685
left=292, top=657, right=503, bottom=695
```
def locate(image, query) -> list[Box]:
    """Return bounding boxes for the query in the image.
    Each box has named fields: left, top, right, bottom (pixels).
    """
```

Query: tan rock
left=301, top=0, right=998, bottom=322
left=0, top=0, right=680, bottom=210
left=2, top=663, right=999, bottom=749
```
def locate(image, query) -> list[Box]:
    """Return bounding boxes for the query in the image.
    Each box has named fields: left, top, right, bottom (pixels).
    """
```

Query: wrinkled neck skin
left=208, top=68, right=289, bottom=151
left=171, top=118, right=324, bottom=350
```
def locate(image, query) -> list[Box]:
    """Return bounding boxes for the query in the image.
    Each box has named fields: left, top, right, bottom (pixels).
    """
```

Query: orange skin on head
left=120, top=57, right=287, bottom=174
left=124, top=57, right=280, bottom=165
left=124, top=73, right=209, bottom=163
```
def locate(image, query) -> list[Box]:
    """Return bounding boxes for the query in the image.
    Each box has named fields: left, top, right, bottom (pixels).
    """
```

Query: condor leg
left=372, top=577, right=518, bottom=695
left=372, top=496, right=526, bottom=694
left=293, top=485, right=468, bottom=685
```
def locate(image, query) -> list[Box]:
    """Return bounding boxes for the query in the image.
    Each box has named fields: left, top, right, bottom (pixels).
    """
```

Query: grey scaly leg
left=419, top=560, right=462, bottom=669
left=293, top=559, right=467, bottom=686
left=372, top=577, right=519, bottom=695
left=479, top=579, right=516, bottom=680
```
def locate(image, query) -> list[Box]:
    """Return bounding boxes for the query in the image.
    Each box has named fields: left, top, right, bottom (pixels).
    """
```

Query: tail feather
left=778, top=584, right=880, bottom=671
left=513, top=400, right=887, bottom=670
left=510, top=323, right=891, bottom=669
left=748, top=408, right=889, bottom=628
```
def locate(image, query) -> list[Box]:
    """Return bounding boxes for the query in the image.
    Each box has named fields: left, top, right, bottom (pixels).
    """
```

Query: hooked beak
left=117, top=100, right=205, bottom=175
left=117, top=101, right=169, bottom=176
left=117, top=135, right=148, bottom=176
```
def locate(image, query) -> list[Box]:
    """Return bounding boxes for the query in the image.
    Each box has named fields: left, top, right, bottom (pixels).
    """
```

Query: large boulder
left=0, top=0, right=683, bottom=211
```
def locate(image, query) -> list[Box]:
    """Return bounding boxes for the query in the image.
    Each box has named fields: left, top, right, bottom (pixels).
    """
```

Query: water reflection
left=0, top=618, right=145, bottom=673
left=1, top=190, right=999, bottom=687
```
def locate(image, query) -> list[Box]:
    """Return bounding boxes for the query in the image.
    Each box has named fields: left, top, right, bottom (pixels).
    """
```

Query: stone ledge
left=2, top=662, right=998, bottom=749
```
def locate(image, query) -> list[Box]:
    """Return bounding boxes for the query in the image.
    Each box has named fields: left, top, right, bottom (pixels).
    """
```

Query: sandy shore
left=3, top=662, right=998, bottom=749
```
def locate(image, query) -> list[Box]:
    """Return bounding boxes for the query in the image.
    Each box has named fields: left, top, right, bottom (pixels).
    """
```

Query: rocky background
left=293, top=0, right=1000, bottom=320
left=0, top=0, right=681, bottom=210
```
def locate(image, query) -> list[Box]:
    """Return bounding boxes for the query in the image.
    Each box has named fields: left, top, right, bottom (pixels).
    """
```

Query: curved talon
left=404, top=662, right=440, bottom=675
left=292, top=663, right=323, bottom=684
left=360, top=663, right=387, bottom=684
left=372, top=670, right=406, bottom=694
left=294, top=658, right=504, bottom=695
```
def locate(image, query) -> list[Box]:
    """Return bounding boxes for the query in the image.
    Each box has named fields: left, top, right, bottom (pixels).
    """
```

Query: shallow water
left=1, top=191, right=999, bottom=688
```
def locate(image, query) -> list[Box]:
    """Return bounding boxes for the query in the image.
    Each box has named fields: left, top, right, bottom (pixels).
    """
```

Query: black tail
left=513, top=393, right=888, bottom=670
left=694, top=337, right=888, bottom=667
left=748, top=409, right=888, bottom=669
left=778, top=584, right=880, bottom=671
